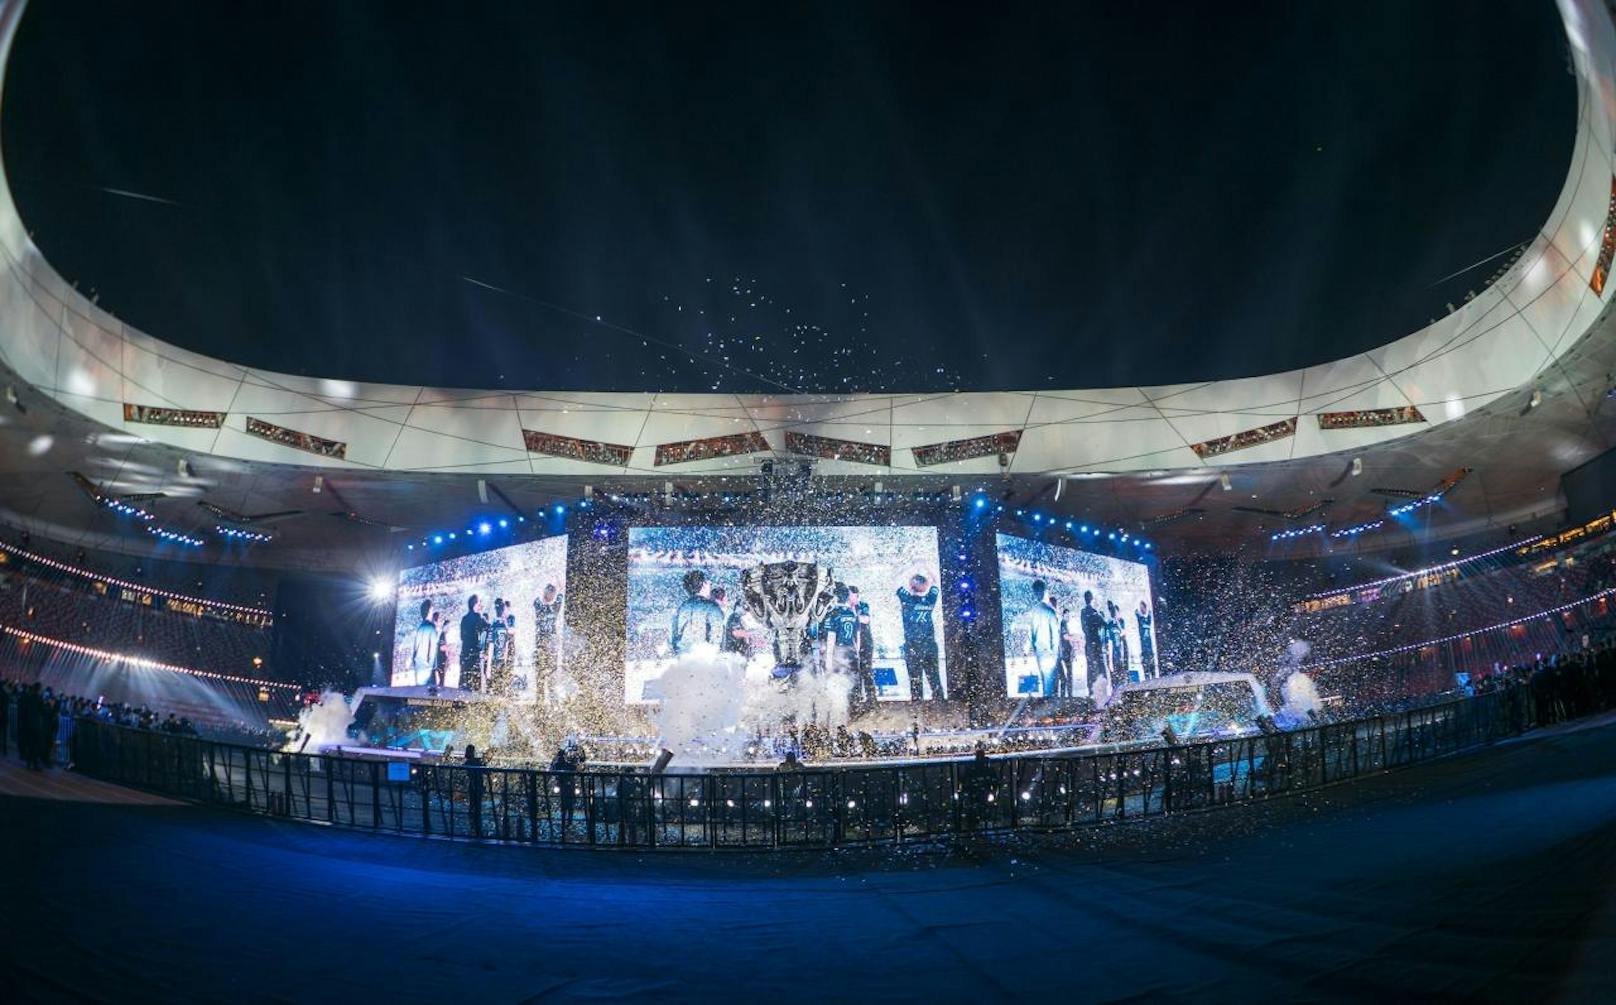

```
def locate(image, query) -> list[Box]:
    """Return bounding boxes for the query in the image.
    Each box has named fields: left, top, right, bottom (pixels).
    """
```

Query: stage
left=4, top=715, right=1615, bottom=1001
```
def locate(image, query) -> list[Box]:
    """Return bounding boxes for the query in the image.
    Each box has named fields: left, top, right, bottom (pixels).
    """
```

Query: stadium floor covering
left=3, top=716, right=1616, bottom=1003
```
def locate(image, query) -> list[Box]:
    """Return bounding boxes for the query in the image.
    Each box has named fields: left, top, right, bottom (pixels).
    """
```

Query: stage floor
left=3, top=717, right=1616, bottom=1002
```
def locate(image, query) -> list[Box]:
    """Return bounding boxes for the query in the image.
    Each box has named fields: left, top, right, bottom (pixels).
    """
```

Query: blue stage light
left=433, top=535, right=443, bottom=544
left=498, top=518, right=508, bottom=528
left=974, top=497, right=986, bottom=509
left=448, top=532, right=456, bottom=539
left=478, top=522, right=492, bottom=535
left=554, top=504, right=566, bottom=515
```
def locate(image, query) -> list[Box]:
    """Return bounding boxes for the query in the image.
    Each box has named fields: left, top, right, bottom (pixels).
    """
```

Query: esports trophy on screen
left=739, top=560, right=837, bottom=683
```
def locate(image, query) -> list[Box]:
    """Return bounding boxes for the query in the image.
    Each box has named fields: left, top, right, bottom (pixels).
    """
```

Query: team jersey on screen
left=897, top=586, right=938, bottom=645
left=411, top=619, right=437, bottom=669
left=534, top=597, right=562, bottom=638
left=1024, top=602, right=1060, bottom=654
left=671, top=596, right=725, bottom=654
left=823, top=604, right=859, bottom=648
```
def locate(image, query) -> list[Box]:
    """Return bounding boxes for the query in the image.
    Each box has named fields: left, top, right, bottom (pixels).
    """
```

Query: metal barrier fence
left=66, top=685, right=1551, bottom=850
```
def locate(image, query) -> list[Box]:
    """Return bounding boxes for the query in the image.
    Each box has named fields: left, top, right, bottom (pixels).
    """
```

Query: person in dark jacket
left=550, top=744, right=582, bottom=835
left=898, top=574, right=944, bottom=700
left=458, top=596, right=489, bottom=692
left=1080, top=591, right=1109, bottom=698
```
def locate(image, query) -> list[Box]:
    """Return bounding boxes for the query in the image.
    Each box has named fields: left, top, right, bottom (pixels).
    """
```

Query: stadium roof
left=1, top=0, right=1615, bottom=569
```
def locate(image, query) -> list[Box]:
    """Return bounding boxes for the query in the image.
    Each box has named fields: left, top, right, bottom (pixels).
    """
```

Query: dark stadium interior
left=3, top=0, right=1616, bottom=1002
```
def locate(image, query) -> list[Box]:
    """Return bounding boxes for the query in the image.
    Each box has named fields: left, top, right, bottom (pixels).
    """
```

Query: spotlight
left=368, top=578, right=394, bottom=602
left=478, top=522, right=491, bottom=535
left=1350, top=457, right=1363, bottom=477
left=1220, top=472, right=1232, bottom=491
left=554, top=504, right=566, bottom=515
left=433, top=535, right=443, bottom=545
left=498, top=518, right=508, bottom=528
left=1529, top=388, right=1542, bottom=409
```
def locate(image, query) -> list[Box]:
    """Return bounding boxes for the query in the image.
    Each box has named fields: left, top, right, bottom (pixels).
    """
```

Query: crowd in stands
left=0, top=677, right=203, bottom=770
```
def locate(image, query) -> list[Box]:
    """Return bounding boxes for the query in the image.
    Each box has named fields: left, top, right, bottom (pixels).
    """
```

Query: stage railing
left=64, top=678, right=1598, bottom=850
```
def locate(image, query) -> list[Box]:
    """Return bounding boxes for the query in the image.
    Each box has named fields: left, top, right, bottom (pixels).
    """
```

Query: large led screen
left=626, top=526, right=947, bottom=705
left=390, top=536, right=568, bottom=696
left=997, top=533, right=1157, bottom=699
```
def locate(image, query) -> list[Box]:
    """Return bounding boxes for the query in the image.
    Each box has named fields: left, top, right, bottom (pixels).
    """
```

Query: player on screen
left=847, top=585, right=876, bottom=708
left=1023, top=579, right=1061, bottom=698
left=1057, top=603, right=1076, bottom=697
left=897, top=573, right=944, bottom=700
left=533, top=584, right=563, bottom=696
left=670, top=570, right=724, bottom=656
left=488, top=599, right=510, bottom=692
left=458, top=595, right=489, bottom=692
left=822, top=584, right=859, bottom=677
left=410, top=599, right=437, bottom=686
left=1136, top=600, right=1155, bottom=677
left=1080, top=590, right=1108, bottom=698
left=718, top=586, right=754, bottom=658
left=1106, top=599, right=1131, bottom=685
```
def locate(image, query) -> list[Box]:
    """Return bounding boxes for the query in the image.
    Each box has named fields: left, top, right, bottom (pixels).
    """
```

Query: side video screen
left=996, top=532, right=1157, bottom=699
left=390, top=536, right=568, bottom=697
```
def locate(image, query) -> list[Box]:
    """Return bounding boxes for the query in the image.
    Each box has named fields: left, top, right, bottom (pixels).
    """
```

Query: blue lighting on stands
left=433, top=535, right=443, bottom=545
left=478, top=522, right=491, bottom=535
left=498, top=518, right=508, bottom=528
left=554, top=504, right=566, bottom=515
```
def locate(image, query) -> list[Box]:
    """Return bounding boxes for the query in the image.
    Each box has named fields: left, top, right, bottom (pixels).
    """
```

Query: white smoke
left=652, top=650, right=750, bottom=762
left=283, top=690, right=356, bottom=753
left=651, top=648, right=855, bottom=763
left=1275, top=671, right=1322, bottom=729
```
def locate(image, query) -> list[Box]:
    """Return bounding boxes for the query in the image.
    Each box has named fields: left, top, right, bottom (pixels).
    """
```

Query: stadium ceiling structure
left=2, top=0, right=1616, bottom=569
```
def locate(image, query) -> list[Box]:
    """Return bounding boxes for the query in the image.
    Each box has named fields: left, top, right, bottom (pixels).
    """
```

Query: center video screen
left=996, top=533, right=1158, bottom=700
left=625, top=525, right=947, bottom=705
left=390, top=535, right=568, bottom=697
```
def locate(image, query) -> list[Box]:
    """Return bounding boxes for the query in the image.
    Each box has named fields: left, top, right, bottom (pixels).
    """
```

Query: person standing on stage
left=533, top=584, right=563, bottom=699
left=458, top=595, right=489, bottom=692
left=410, top=599, right=437, bottom=686
left=898, top=573, right=944, bottom=701
left=670, top=570, right=724, bottom=656
left=1079, top=590, right=1108, bottom=698
left=1136, top=600, right=1155, bottom=677
left=847, top=585, right=876, bottom=709
left=1024, top=579, right=1061, bottom=699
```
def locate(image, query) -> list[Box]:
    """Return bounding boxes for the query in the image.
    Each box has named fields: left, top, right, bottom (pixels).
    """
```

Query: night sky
left=0, top=1, right=1574, bottom=395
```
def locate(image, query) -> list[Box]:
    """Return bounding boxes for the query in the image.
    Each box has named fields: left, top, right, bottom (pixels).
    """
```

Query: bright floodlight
left=368, top=577, right=394, bottom=602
